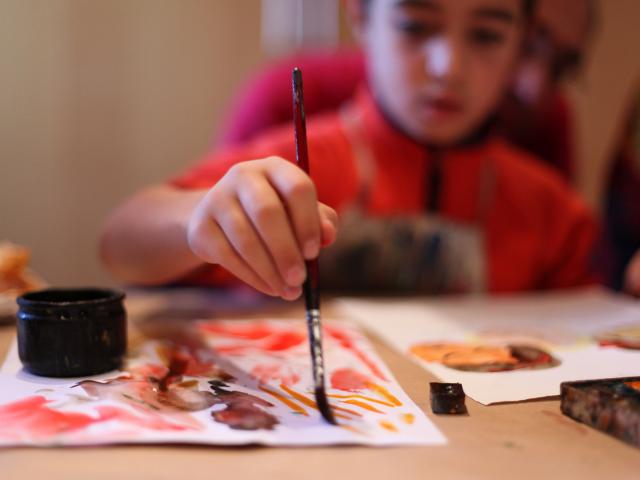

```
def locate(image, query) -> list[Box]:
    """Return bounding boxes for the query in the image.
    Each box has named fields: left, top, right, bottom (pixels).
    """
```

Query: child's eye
left=394, top=20, right=439, bottom=39
left=469, top=28, right=505, bottom=47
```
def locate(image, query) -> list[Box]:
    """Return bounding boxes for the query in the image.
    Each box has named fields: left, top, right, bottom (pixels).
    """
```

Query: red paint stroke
left=598, top=339, right=640, bottom=350
left=329, top=369, right=402, bottom=407
left=331, top=368, right=370, bottom=392
left=208, top=381, right=278, bottom=430
left=199, top=322, right=306, bottom=354
left=215, top=331, right=306, bottom=354
left=251, top=364, right=300, bottom=386
left=95, top=405, right=194, bottom=431
left=199, top=322, right=274, bottom=340
left=324, top=326, right=388, bottom=381
left=0, top=395, right=192, bottom=440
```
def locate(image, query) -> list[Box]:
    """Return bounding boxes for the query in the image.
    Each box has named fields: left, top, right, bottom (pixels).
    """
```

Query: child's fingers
left=187, top=215, right=277, bottom=297
left=318, top=203, right=338, bottom=247
left=237, top=176, right=307, bottom=290
left=264, top=158, right=322, bottom=260
left=214, top=197, right=295, bottom=297
left=624, top=250, right=640, bottom=297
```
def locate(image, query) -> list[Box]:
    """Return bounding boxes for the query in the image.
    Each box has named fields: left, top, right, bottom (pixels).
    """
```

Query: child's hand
left=624, top=249, right=640, bottom=297
left=187, top=157, right=338, bottom=300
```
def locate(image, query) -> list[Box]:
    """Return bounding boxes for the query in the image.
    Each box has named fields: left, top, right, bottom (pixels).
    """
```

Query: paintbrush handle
left=302, top=259, right=319, bottom=310
left=292, top=67, right=337, bottom=425
left=293, top=67, right=319, bottom=312
left=292, top=68, right=309, bottom=172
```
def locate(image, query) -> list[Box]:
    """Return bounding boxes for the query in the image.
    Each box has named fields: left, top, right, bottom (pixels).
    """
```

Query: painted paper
left=338, top=288, right=640, bottom=405
left=0, top=319, right=445, bottom=447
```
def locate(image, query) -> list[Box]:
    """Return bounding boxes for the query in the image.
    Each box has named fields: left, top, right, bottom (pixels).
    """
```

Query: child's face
left=360, top=0, right=525, bottom=146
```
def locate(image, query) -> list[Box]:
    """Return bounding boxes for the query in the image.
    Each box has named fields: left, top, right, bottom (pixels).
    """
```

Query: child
left=100, top=0, right=597, bottom=299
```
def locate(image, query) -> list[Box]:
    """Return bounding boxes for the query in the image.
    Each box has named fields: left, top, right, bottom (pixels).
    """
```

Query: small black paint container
left=17, top=288, right=126, bottom=377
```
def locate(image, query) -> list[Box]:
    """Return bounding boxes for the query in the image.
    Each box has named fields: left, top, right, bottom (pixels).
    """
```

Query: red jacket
left=171, top=89, right=598, bottom=293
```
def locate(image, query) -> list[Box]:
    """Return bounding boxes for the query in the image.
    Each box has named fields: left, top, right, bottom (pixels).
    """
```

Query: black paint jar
left=17, top=288, right=127, bottom=377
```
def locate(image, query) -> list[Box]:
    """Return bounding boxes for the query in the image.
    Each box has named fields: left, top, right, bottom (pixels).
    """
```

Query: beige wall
left=569, top=0, right=640, bottom=210
left=0, top=0, right=265, bottom=286
left=1, top=0, right=639, bottom=287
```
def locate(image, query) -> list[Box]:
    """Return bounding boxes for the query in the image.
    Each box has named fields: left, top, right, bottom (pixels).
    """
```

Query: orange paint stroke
left=329, top=405, right=362, bottom=418
left=366, top=382, right=402, bottom=407
left=279, top=384, right=359, bottom=420
left=176, top=380, right=199, bottom=389
left=324, top=326, right=388, bottom=381
left=340, top=424, right=368, bottom=436
left=400, top=413, right=415, bottom=425
left=342, top=399, right=384, bottom=413
left=327, top=393, right=395, bottom=407
left=379, top=420, right=398, bottom=432
left=279, top=384, right=318, bottom=409
left=331, top=368, right=370, bottom=391
left=259, top=386, right=309, bottom=416
left=625, top=381, right=640, bottom=391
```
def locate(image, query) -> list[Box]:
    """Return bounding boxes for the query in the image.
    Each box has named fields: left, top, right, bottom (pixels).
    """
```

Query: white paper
left=0, top=319, right=446, bottom=447
left=337, top=288, right=640, bottom=405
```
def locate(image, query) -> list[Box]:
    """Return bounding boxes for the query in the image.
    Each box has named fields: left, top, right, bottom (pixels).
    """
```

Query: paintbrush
left=292, top=67, right=337, bottom=425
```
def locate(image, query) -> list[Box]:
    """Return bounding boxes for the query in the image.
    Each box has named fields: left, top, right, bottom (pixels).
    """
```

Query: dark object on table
left=17, top=288, right=127, bottom=377
left=561, top=377, right=640, bottom=448
left=430, top=382, right=468, bottom=414
left=292, top=67, right=336, bottom=425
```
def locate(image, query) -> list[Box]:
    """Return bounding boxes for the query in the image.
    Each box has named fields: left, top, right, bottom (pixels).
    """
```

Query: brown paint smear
left=208, top=381, right=279, bottom=431
left=75, top=349, right=229, bottom=413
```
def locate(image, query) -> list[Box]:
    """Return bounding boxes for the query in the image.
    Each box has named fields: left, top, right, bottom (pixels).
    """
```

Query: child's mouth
left=421, top=97, right=464, bottom=120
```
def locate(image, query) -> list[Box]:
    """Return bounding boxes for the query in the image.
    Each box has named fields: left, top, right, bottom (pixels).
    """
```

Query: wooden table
left=1, top=289, right=638, bottom=479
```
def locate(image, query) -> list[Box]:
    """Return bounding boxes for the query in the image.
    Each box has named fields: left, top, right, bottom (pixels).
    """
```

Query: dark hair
left=361, top=0, right=538, bottom=19
left=522, top=0, right=537, bottom=19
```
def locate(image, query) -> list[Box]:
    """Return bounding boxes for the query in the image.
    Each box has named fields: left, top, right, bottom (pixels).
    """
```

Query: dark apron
left=318, top=105, right=496, bottom=295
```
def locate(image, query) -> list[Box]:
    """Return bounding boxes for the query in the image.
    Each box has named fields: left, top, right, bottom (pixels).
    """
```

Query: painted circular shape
left=409, top=342, right=560, bottom=372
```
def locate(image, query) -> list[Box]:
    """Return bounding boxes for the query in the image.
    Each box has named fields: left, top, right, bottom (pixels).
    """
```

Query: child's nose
left=424, top=37, right=464, bottom=85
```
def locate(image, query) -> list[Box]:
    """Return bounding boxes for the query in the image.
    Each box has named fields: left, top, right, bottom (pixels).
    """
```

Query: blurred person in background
left=218, top=0, right=640, bottom=294
left=101, top=0, right=599, bottom=298
left=497, top=0, right=595, bottom=180
left=606, top=86, right=640, bottom=294
left=218, top=0, right=594, bottom=183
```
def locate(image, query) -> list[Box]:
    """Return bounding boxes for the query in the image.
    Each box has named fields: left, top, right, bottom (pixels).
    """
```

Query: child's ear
left=344, top=0, right=370, bottom=43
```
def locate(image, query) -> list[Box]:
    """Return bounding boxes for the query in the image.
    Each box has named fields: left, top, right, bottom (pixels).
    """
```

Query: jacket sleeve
left=538, top=187, right=601, bottom=289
